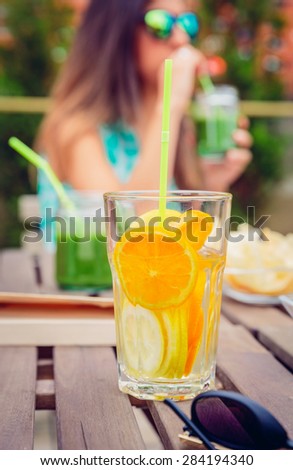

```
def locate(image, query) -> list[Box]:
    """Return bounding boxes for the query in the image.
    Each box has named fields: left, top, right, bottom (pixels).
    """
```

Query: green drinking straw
left=198, top=73, right=215, bottom=94
left=159, top=59, right=173, bottom=218
left=8, top=136, right=75, bottom=211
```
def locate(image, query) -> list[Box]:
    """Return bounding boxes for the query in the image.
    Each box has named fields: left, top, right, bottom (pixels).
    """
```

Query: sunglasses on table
left=142, top=9, right=199, bottom=41
left=165, top=390, right=293, bottom=450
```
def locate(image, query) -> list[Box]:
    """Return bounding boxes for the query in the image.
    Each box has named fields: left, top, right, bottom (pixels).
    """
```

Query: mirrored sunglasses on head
left=165, top=390, right=293, bottom=450
left=142, top=9, right=199, bottom=41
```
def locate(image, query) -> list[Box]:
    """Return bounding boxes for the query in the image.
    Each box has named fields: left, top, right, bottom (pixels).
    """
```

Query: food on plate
left=225, top=224, right=293, bottom=295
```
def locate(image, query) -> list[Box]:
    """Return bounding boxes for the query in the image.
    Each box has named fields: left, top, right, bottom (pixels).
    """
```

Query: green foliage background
left=198, top=0, right=286, bottom=220
left=0, top=0, right=73, bottom=247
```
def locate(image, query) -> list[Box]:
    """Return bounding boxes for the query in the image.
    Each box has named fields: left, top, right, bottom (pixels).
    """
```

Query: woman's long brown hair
left=37, top=0, right=199, bottom=189
left=37, top=0, right=147, bottom=153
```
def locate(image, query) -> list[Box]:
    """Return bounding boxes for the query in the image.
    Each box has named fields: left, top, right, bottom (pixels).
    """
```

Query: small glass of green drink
left=195, top=85, right=239, bottom=162
left=55, top=191, right=112, bottom=291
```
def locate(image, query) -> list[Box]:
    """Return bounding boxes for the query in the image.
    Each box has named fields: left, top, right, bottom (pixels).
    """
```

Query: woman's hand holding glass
left=199, top=116, right=253, bottom=192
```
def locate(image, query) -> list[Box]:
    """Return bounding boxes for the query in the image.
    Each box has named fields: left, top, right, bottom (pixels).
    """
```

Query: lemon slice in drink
left=121, top=301, right=165, bottom=378
left=159, top=306, right=188, bottom=379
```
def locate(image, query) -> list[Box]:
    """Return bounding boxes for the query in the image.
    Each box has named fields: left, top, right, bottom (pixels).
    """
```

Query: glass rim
left=196, top=84, right=238, bottom=94
left=103, top=190, right=232, bottom=202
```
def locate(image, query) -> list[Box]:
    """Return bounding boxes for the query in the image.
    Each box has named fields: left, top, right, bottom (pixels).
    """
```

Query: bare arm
left=173, top=116, right=253, bottom=192
left=57, top=46, right=206, bottom=191
left=62, top=103, right=182, bottom=192
left=174, top=116, right=204, bottom=190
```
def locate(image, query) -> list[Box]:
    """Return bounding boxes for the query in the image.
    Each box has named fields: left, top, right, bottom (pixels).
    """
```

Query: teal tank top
left=37, top=122, right=140, bottom=248
left=99, top=122, right=140, bottom=182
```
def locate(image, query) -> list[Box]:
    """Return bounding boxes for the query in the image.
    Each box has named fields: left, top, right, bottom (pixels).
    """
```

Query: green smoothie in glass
left=195, top=85, right=239, bottom=161
left=55, top=191, right=112, bottom=291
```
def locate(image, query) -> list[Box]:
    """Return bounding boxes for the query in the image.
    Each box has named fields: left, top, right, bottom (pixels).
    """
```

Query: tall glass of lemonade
left=104, top=191, right=231, bottom=400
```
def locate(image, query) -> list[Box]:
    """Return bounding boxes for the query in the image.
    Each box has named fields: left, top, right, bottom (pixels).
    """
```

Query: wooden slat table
left=0, top=249, right=293, bottom=450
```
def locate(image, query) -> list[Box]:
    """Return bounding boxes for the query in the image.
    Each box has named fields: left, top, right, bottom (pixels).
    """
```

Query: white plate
left=222, top=284, right=281, bottom=306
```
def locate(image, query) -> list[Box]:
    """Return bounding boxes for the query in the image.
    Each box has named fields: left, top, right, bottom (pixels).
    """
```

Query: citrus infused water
left=104, top=192, right=231, bottom=401
left=113, top=248, right=224, bottom=400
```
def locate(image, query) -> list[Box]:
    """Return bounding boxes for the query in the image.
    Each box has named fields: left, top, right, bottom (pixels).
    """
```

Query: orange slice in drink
left=180, top=210, right=214, bottom=251
left=137, top=208, right=181, bottom=228
left=113, top=228, right=198, bottom=309
left=184, top=270, right=205, bottom=376
left=129, top=208, right=182, bottom=241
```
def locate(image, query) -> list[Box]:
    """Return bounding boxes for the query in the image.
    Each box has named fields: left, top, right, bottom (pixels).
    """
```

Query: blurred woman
left=37, top=0, right=252, bottom=197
